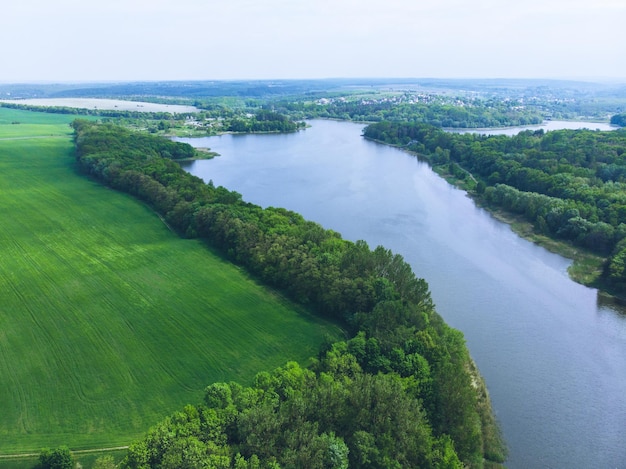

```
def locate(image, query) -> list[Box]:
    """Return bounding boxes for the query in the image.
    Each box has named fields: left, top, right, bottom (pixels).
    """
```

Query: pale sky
left=2, top=0, right=625, bottom=83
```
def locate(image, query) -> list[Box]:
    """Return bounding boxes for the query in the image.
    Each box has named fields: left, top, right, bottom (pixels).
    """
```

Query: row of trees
left=363, top=121, right=626, bottom=289
left=71, top=120, right=506, bottom=468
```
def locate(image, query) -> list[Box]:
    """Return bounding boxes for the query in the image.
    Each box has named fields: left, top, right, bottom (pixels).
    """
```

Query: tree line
left=70, top=120, right=506, bottom=468
left=278, top=98, right=543, bottom=128
left=363, top=121, right=626, bottom=291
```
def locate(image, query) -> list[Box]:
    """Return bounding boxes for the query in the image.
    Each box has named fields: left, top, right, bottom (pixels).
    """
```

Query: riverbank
left=368, top=131, right=623, bottom=300
left=480, top=204, right=605, bottom=284
left=430, top=162, right=620, bottom=297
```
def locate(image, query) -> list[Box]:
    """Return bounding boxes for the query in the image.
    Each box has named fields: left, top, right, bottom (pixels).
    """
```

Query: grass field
left=0, top=108, right=342, bottom=456
left=0, top=107, right=92, bottom=139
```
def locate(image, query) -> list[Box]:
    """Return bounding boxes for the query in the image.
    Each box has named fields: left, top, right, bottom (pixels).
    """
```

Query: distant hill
left=1, top=78, right=624, bottom=101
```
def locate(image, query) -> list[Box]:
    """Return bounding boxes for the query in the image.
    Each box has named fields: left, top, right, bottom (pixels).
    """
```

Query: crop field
left=0, top=107, right=91, bottom=139
left=0, top=110, right=342, bottom=455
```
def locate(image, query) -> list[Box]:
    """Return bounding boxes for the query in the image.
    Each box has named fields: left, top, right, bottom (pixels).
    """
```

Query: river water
left=449, top=120, right=616, bottom=136
left=177, top=120, right=626, bottom=468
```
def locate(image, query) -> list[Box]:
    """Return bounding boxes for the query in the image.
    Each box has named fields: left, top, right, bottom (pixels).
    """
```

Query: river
left=176, top=120, right=626, bottom=468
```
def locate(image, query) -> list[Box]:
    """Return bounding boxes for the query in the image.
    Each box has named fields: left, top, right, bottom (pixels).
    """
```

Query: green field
left=0, top=109, right=342, bottom=455
left=0, top=107, right=93, bottom=139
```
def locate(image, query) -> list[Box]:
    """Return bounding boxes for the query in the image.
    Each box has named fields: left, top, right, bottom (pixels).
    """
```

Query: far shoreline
left=0, top=98, right=198, bottom=114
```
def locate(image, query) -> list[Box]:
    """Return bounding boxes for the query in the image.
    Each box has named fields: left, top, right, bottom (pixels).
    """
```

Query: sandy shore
left=0, top=98, right=198, bottom=113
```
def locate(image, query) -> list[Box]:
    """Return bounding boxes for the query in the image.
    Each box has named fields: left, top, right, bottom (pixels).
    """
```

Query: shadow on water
left=597, top=291, right=626, bottom=318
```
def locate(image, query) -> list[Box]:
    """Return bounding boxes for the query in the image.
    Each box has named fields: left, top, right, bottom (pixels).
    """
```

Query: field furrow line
left=0, top=264, right=46, bottom=433
left=0, top=327, right=29, bottom=434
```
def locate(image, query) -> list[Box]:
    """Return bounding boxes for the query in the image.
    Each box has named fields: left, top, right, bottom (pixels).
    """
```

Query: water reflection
left=598, top=293, right=626, bottom=317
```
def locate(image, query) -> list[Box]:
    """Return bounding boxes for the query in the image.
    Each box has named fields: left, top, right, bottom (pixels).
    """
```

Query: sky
left=2, top=0, right=625, bottom=83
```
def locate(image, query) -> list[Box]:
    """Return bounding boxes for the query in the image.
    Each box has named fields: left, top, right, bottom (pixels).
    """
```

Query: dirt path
left=0, top=446, right=129, bottom=459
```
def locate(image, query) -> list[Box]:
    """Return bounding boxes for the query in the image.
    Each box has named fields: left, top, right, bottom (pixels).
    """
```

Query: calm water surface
left=450, top=119, right=617, bottom=136
left=177, top=120, right=626, bottom=468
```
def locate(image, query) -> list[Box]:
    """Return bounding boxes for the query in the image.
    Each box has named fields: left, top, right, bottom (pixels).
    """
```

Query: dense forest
left=70, top=120, right=506, bottom=468
left=363, top=121, right=626, bottom=292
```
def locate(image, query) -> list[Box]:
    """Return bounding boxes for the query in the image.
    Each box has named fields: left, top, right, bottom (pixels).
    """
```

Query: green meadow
left=0, top=108, right=342, bottom=455
left=0, top=107, right=88, bottom=139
